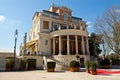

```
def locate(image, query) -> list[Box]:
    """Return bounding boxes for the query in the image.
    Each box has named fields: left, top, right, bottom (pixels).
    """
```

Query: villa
left=20, top=5, right=90, bottom=70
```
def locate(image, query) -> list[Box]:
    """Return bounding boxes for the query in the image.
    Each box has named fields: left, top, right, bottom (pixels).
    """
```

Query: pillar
left=81, top=36, right=85, bottom=54
left=74, top=24, right=76, bottom=29
left=67, top=24, right=69, bottom=29
left=59, top=36, right=62, bottom=55
left=59, top=24, right=61, bottom=30
left=75, top=35, right=78, bottom=54
left=86, top=37, right=90, bottom=54
left=53, top=38, right=55, bottom=55
left=49, top=21, right=52, bottom=31
left=67, top=35, right=70, bottom=55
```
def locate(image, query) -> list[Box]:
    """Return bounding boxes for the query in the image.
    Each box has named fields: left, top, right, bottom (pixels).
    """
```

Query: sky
left=0, top=0, right=120, bottom=55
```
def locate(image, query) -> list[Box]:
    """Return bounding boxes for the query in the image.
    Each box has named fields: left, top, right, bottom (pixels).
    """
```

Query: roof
left=60, top=6, right=72, bottom=11
left=32, top=12, right=39, bottom=20
left=72, top=16, right=82, bottom=21
left=43, top=10, right=58, bottom=16
left=0, top=49, right=13, bottom=53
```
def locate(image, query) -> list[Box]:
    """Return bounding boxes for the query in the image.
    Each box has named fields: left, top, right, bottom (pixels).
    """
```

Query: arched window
left=63, top=13, right=68, bottom=21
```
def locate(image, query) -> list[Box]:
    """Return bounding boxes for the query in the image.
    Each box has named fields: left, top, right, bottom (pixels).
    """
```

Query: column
left=67, top=24, right=69, bottom=29
left=86, top=37, right=90, bottom=54
left=59, top=24, right=61, bottom=30
left=53, top=38, right=55, bottom=55
left=49, top=21, right=52, bottom=31
left=52, top=24, right=55, bottom=31
left=40, top=19, right=43, bottom=32
left=59, top=36, right=62, bottom=55
left=67, top=35, right=70, bottom=55
left=80, top=23, right=83, bottom=30
left=81, top=36, right=85, bottom=54
left=75, top=35, right=78, bottom=54
left=74, top=24, right=76, bottom=29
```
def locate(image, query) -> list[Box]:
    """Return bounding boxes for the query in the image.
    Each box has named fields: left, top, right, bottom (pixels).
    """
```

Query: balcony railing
left=39, top=12, right=58, bottom=19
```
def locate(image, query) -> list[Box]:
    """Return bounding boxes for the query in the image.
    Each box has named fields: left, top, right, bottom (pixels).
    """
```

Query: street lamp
left=13, top=29, right=18, bottom=70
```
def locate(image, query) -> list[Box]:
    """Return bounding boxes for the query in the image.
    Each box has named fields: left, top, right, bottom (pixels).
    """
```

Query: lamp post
left=13, top=29, right=18, bottom=70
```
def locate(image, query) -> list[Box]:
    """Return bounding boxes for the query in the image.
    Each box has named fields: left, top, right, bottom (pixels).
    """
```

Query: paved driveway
left=0, top=70, right=120, bottom=80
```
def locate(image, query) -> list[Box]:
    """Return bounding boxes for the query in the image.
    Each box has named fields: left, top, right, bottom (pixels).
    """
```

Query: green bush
left=6, top=59, right=14, bottom=68
left=21, top=59, right=28, bottom=68
left=85, top=61, right=90, bottom=69
left=70, top=60, right=80, bottom=68
left=100, top=59, right=110, bottom=65
left=47, top=62, right=56, bottom=69
left=111, top=58, right=120, bottom=65
left=90, top=61, right=97, bottom=71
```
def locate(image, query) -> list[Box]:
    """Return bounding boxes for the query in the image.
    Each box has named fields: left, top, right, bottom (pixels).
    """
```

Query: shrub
left=90, top=61, right=97, bottom=71
left=21, top=59, right=28, bottom=68
left=47, top=62, right=56, bottom=69
left=85, top=61, right=90, bottom=70
left=111, top=58, right=120, bottom=65
left=70, top=60, right=80, bottom=68
left=6, top=59, right=14, bottom=68
left=100, top=59, right=110, bottom=65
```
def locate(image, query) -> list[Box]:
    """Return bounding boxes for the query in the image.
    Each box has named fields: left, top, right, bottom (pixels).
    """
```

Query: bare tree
left=94, top=6, right=120, bottom=55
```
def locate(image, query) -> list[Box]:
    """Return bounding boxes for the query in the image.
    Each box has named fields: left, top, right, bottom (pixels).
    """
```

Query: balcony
left=50, top=29, right=88, bottom=38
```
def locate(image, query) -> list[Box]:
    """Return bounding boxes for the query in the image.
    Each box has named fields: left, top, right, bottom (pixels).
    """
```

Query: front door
left=28, top=59, right=36, bottom=70
left=80, top=58, right=84, bottom=67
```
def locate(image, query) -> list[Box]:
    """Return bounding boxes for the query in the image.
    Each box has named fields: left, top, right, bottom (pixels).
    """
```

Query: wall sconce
left=45, top=40, right=48, bottom=45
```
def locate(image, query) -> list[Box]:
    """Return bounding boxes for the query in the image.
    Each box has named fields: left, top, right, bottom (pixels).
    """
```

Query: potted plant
left=47, top=62, right=56, bottom=72
left=6, top=59, right=14, bottom=71
left=69, top=60, right=80, bottom=72
left=85, top=61, right=90, bottom=73
left=100, top=58, right=110, bottom=69
left=90, top=61, right=97, bottom=75
left=20, top=59, right=27, bottom=70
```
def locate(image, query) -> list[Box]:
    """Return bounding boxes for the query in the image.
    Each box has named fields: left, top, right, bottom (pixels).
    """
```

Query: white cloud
left=116, top=10, right=120, bottom=13
left=0, top=15, right=6, bottom=23
left=86, top=21, right=92, bottom=28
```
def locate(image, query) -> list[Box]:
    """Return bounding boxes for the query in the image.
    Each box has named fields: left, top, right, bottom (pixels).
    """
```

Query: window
left=69, top=25, right=74, bottom=29
left=61, top=25, right=67, bottom=30
left=83, top=27, right=85, bottom=31
left=43, top=21, right=49, bottom=29
left=63, top=13, right=68, bottom=21
left=53, top=24, right=58, bottom=31
left=76, top=26, right=80, bottom=29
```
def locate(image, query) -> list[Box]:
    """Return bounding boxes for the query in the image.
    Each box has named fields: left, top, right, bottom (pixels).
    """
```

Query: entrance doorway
left=80, top=58, right=84, bottom=67
left=28, top=59, right=36, bottom=70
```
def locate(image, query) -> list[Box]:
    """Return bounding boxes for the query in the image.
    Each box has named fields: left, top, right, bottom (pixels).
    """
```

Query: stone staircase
left=47, top=56, right=69, bottom=70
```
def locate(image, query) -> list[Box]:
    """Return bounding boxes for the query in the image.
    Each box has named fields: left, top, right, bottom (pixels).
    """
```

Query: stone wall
left=23, top=56, right=43, bottom=69
left=53, top=55, right=89, bottom=68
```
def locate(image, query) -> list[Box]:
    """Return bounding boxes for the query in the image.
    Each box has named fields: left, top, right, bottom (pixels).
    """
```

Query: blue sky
left=0, top=0, right=120, bottom=55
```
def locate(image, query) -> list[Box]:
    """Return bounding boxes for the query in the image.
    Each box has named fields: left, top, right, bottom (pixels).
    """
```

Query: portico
left=51, top=35, right=89, bottom=55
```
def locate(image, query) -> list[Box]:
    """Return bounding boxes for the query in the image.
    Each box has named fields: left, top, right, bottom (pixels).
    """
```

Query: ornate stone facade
left=20, top=5, right=90, bottom=69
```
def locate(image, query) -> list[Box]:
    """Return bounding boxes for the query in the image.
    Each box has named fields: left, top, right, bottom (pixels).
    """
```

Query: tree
left=94, top=6, right=120, bottom=55
left=89, top=33, right=102, bottom=57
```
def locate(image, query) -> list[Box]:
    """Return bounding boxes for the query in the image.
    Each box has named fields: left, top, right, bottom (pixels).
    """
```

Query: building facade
left=20, top=5, right=90, bottom=69
left=0, top=51, right=13, bottom=71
